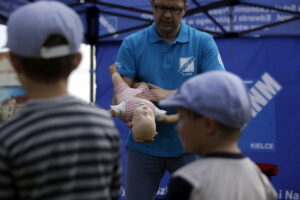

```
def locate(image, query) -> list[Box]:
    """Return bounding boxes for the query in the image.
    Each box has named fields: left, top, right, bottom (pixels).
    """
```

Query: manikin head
left=132, top=104, right=157, bottom=142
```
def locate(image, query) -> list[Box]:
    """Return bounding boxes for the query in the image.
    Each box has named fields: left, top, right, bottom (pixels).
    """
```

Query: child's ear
left=202, top=116, right=218, bottom=133
left=73, top=52, right=82, bottom=70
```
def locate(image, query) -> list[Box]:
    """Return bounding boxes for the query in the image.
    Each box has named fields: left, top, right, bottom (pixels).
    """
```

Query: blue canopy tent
left=1, top=0, right=300, bottom=199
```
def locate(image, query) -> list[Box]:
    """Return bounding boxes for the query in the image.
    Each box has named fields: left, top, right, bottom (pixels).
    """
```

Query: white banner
left=0, top=52, right=20, bottom=86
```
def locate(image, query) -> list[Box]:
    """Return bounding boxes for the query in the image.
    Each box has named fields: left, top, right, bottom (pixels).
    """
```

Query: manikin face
left=151, top=0, right=188, bottom=38
left=132, top=105, right=156, bottom=142
left=133, top=105, right=155, bottom=121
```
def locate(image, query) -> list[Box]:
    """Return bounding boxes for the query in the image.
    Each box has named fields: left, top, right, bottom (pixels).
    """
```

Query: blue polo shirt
left=116, top=21, right=225, bottom=157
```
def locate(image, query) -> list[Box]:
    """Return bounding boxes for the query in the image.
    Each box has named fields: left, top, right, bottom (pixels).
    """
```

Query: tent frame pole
left=90, top=44, right=94, bottom=103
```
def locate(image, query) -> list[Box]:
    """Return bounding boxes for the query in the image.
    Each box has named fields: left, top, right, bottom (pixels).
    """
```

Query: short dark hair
left=216, top=121, right=241, bottom=135
left=186, top=109, right=241, bottom=134
left=153, top=0, right=187, bottom=4
left=14, top=34, right=77, bottom=83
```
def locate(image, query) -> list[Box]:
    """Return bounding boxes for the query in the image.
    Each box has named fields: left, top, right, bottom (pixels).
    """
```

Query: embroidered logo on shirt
left=115, top=62, right=122, bottom=69
left=218, top=54, right=224, bottom=68
left=178, top=57, right=195, bottom=76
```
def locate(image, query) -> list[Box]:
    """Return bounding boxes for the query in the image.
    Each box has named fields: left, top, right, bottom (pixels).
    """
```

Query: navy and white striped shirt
left=0, top=95, right=121, bottom=200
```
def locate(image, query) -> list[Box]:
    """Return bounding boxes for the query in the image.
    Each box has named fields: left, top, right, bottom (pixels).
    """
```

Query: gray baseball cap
left=160, top=71, right=252, bottom=129
left=6, top=1, right=83, bottom=59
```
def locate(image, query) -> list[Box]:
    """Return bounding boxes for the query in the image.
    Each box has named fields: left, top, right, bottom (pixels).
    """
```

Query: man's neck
left=157, top=25, right=180, bottom=44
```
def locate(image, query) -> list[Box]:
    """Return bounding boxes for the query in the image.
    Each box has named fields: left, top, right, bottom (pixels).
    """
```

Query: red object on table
left=256, top=163, right=279, bottom=177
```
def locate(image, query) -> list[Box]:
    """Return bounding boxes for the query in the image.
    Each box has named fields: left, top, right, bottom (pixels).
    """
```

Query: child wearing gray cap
left=160, top=71, right=277, bottom=200
left=0, top=1, right=121, bottom=200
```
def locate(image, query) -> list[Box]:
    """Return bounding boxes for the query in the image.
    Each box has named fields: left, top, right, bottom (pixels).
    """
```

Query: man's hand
left=136, top=83, right=174, bottom=102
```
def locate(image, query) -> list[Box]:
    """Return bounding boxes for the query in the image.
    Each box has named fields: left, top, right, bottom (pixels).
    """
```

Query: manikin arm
left=108, top=64, right=134, bottom=124
left=108, top=109, right=118, bottom=118
left=109, top=64, right=134, bottom=106
left=109, top=64, right=127, bottom=87
left=161, top=114, right=179, bottom=123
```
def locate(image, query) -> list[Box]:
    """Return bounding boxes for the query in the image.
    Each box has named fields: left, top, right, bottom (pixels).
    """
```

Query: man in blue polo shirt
left=115, top=0, right=225, bottom=199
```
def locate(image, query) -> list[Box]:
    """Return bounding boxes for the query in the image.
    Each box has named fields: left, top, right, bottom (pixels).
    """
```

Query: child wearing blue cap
left=160, top=71, right=277, bottom=200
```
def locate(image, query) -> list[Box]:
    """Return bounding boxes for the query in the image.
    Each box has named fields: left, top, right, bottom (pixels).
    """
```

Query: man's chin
left=158, top=22, right=174, bottom=30
left=158, top=27, right=175, bottom=35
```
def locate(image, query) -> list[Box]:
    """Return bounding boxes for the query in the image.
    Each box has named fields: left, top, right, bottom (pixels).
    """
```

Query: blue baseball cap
left=6, top=1, right=83, bottom=59
left=160, top=71, right=252, bottom=129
